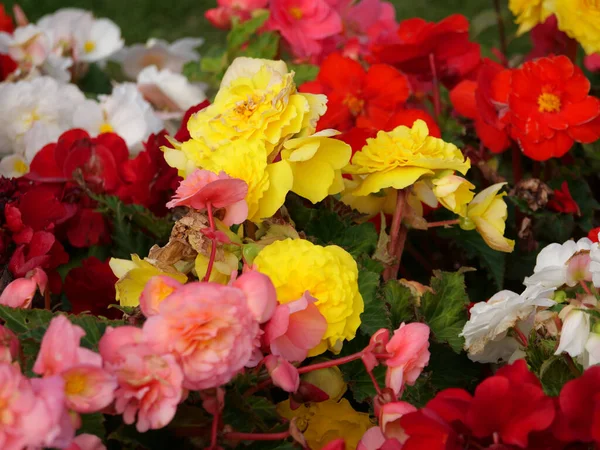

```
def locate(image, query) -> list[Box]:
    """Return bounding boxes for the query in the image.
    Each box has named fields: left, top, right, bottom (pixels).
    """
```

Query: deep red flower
left=174, top=100, right=211, bottom=142
left=547, top=181, right=580, bottom=215
left=588, top=227, right=600, bottom=243
left=400, top=407, right=463, bottom=450
left=369, top=14, right=480, bottom=88
left=300, top=52, right=410, bottom=132
left=66, top=208, right=109, bottom=248
left=508, top=55, right=600, bottom=161
left=0, top=53, right=17, bottom=80
left=0, top=4, right=13, bottom=33
left=64, top=257, right=121, bottom=318
left=527, top=16, right=573, bottom=61
left=553, top=366, right=600, bottom=445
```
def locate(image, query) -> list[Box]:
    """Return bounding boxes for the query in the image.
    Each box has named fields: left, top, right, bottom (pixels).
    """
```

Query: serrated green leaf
left=427, top=343, right=481, bottom=391
left=383, top=280, right=416, bottom=328
left=533, top=212, right=575, bottom=243
left=288, top=63, right=319, bottom=85
left=566, top=178, right=600, bottom=231
left=358, top=270, right=390, bottom=336
left=420, top=271, right=470, bottom=353
left=227, top=11, right=270, bottom=51
left=526, top=338, right=577, bottom=396
left=223, top=392, right=279, bottom=433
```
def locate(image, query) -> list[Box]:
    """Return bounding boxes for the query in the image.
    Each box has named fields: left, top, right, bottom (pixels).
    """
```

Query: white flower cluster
left=0, top=8, right=208, bottom=178
left=462, top=237, right=600, bottom=368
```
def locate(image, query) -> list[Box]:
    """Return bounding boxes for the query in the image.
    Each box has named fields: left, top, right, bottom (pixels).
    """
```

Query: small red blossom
left=507, top=55, right=600, bottom=161
left=527, top=16, right=573, bottom=61
left=300, top=53, right=410, bottom=132
left=0, top=4, right=14, bottom=33
left=0, top=53, right=17, bottom=80
left=547, top=181, right=580, bottom=215
left=64, top=257, right=121, bottom=318
left=370, top=14, right=481, bottom=88
left=553, top=366, right=600, bottom=445
left=174, top=100, right=211, bottom=142
left=588, top=227, right=600, bottom=243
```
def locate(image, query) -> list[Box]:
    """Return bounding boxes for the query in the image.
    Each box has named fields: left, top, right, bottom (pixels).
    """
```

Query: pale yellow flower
left=432, top=174, right=475, bottom=217
left=509, top=0, right=554, bottom=36
left=345, top=120, right=470, bottom=197
left=461, top=182, right=514, bottom=253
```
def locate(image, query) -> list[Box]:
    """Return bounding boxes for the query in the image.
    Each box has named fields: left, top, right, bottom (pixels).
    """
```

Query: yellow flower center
left=99, top=122, right=114, bottom=133
left=343, top=94, right=364, bottom=116
left=234, top=97, right=259, bottom=118
left=289, top=7, right=303, bottom=19
left=83, top=40, right=96, bottom=53
left=12, top=159, right=28, bottom=175
left=64, top=372, right=87, bottom=396
left=537, top=92, right=561, bottom=113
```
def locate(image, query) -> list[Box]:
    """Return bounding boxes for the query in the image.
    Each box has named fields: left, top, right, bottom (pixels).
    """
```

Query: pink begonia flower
left=0, top=325, right=20, bottom=364
left=29, top=375, right=75, bottom=449
left=566, top=252, right=592, bottom=286
left=384, top=322, right=431, bottom=395
left=99, top=326, right=184, bottom=432
left=33, top=315, right=101, bottom=377
left=357, top=427, right=395, bottom=450
left=205, top=0, right=269, bottom=29
left=0, top=267, right=47, bottom=308
left=263, top=291, right=327, bottom=362
left=67, top=433, right=107, bottom=450
left=363, top=328, right=390, bottom=372
left=232, top=270, right=277, bottom=324
left=380, top=401, right=417, bottom=442
left=62, top=365, right=117, bottom=413
left=143, top=282, right=259, bottom=390
left=166, top=169, right=248, bottom=226
left=322, top=0, right=399, bottom=59
left=139, top=275, right=184, bottom=317
left=264, top=355, right=300, bottom=393
left=199, top=387, right=225, bottom=416
left=585, top=54, right=600, bottom=72
left=267, top=0, right=343, bottom=60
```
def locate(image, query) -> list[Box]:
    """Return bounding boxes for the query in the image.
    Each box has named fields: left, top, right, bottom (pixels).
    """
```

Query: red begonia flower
left=547, top=181, right=580, bottom=215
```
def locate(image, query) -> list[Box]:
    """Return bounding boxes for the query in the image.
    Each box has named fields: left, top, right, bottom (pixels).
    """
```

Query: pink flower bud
left=0, top=324, right=20, bottom=363
left=265, top=355, right=300, bottom=393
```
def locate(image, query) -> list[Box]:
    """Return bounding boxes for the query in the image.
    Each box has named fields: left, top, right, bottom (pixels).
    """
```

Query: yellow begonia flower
left=509, top=0, right=554, bottom=36
left=301, top=365, right=347, bottom=402
left=432, top=174, right=475, bottom=217
left=462, top=182, right=515, bottom=253
left=340, top=176, right=398, bottom=218
left=553, top=0, right=600, bottom=55
left=194, top=248, right=239, bottom=284
left=254, top=239, right=363, bottom=356
left=345, top=119, right=470, bottom=197
left=164, top=138, right=292, bottom=223
left=187, top=57, right=326, bottom=152
left=277, top=398, right=374, bottom=450
left=281, top=130, right=351, bottom=204
left=109, top=255, right=187, bottom=307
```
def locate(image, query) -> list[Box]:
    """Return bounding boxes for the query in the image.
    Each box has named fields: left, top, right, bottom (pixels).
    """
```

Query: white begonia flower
left=115, top=37, right=204, bottom=79
left=589, top=243, right=600, bottom=288
left=524, top=238, right=594, bottom=289
left=37, top=8, right=94, bottom=47
left=460, top=285, right=555, bottom=363
left=0, top=154, right=29, bottom=178
left=555, top=302, right=594, bottom=358
left=584, top=332, right=600, bottom=368
left=0, top=24, right=52, bottom=67
left=0, top=77, right=85, bottom=162
left=137, top=65, right=207, bottom=114
left=72, top=83, right=163, bottom=154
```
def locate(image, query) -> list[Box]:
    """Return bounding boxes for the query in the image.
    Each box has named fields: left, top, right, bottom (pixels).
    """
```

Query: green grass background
left=2, top=0, right=528, bottom=54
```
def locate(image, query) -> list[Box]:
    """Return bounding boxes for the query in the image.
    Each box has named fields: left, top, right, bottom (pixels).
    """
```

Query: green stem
left=203, top=203, right=217, bottom=282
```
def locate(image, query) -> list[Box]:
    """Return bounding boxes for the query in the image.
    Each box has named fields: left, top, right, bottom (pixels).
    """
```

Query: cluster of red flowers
left=397, top=360, right=600, bottom=450
left=0, top=4, right=16, bottom=80
left=451, top=55, right=600, bottom=161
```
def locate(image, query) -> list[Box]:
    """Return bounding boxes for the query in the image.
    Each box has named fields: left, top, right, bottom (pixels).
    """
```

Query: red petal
left=561, top=96, right=600, bottom=126
left=568, top=115, right=600, bottom=143
left=519, top=132, right=573, bottom=161
left=450, top=80, right=478, bottom=119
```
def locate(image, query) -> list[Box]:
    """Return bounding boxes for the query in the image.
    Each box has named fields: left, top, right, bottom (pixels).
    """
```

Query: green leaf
left=243, top=31, right=280, bottom=59
left=420, top=271, right=470, bottom=353
left=437, top=227, right=505, bottom=289
left=227, top=11, right=270, bottom=51
left=358, top=270, right=391, bottom=336
left=533, top=212, right=575, bottom=243
left=383, top=280, right=417, bottom=328
left=427, top=343, right=481, bottom=391
left=288, top=63, right=319, bottom=85
left=78, top=63, right=112, bottom=96
left=108, top=424, right=181, bottom=449
left=342, top=359, right=386, bottom=403
left=567, top=177, right=600, bottom=231
left=79, top=413, right=105, bottom=439
left=526, top=338, right=577, bottom=396
left=223, top=392, right=279, bottom=433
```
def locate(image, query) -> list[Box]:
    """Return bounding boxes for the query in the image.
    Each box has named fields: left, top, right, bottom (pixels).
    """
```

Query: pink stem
left=427, top=219, right=460, bottom=228
left=364, top=364, right=382, bottom=395
left=209, top=409, right=220, bottom=449
left=203, top=203, right=217, bottom=282
left=429, top=53, right=441, bottom=119
left=384, top=189, right=406, bottom=281
left=580, top=280, right=592, bottom=296
left=223, top=430, right=290, bottom=441
left=297, top=352, right=363, bottom=374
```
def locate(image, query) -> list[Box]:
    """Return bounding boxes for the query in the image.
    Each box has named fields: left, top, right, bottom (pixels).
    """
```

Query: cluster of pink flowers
left=205, top=0, right=398, bottom=62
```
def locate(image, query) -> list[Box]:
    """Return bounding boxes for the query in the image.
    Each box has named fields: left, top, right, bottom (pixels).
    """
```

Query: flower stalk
left=384, top=189, right=407, bottom=281
left=429, top=54, right=441, bottom=119
left=203, top=203, right=217, bottom=282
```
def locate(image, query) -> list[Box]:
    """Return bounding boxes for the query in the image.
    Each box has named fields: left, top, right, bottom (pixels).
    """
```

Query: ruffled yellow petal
left=352, top=167, right=434, bottom=196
